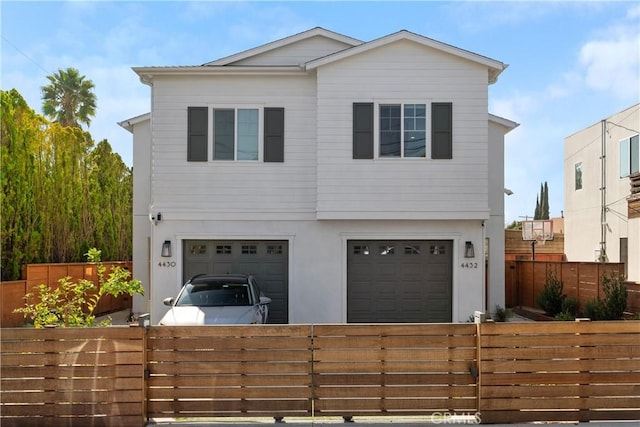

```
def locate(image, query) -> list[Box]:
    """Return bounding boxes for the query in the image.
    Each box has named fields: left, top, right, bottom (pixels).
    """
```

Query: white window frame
left=209, top=105, right=264, bottom=162
left=619, top=134, right=639, bottom=178
left=374, top=101, right=431, bottom=159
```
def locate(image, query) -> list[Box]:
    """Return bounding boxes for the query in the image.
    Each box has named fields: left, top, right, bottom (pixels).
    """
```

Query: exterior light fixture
left=464, top=241, right=475, bottom=258
left=161, top=240, right=172, bottom=257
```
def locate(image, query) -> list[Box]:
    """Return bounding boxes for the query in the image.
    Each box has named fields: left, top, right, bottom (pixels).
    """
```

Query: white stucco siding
left=147, top=219, right=485, bottom=325
left=315, top=40, right=490, bottom=219
left=233, top=36, right=354, bottom=66
left=564, top=104, right=639, bottom=272
left=149, top=74, right=318, bottom=218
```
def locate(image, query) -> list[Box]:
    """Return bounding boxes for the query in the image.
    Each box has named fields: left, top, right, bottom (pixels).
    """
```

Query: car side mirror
left=260, top=296, right=272, bottom=305
left=163, top=297, right=174, bottom=306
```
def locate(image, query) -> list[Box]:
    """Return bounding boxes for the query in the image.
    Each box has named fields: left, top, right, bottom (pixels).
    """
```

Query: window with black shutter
left=431, top=102, right=452, bottom=159
left=264, top=107, right=285, bottom=162
left=187, top=107, right=208, bottom=161
left=353, top=103, right=374, bottom=159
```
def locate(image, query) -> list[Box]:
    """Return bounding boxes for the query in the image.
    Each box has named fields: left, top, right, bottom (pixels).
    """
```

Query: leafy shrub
left=583, top=272, right=627, bottom=321
left=492, top=305, right=508, bottom=322
left=584, top=298, right=606, bottom=321
left=561, top=297, right=578, bottom=317
left=601, top=271, right=627, bottom=320
left=554, top=311, right=576, bottom=321
left=536, top=270, right=564, bottom=316
left=14, top=248, right=143, bottom=327
left=553, top=297, right=578, bottom=321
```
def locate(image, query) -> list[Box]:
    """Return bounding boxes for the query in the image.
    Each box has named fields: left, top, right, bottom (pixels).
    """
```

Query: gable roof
left=118, top=112, right=150, bottom=133
left=489, top=113, right=519, bottom=133
left=305, top=30, right=507, bottom=84
left=132, top=27, right=506, bottom=85
left=204, top=27, right=363, bottom=66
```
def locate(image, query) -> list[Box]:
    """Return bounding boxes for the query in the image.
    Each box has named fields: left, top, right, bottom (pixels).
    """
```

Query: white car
left=159, top=274, right=271, bottom=325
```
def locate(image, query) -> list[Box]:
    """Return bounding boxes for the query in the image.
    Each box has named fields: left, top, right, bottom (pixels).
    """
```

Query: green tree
left=506, top=220, right=522, bottom=230
left=534, top=181, right=550, bottom=220
left=1, top=88, right=132, bottom=281
left=0, top=89, right=46, bottom=279
left=41, top=67, right=97, bottom=128
left=14, top=248, right=143, bottom=327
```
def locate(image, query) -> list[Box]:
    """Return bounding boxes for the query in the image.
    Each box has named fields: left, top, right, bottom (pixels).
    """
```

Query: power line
left=1, top=35, right=51, bottom=76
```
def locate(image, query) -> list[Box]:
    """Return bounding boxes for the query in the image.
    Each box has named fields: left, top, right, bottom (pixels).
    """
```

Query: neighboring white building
left=564, top=103, right=639, bottom=282
left=120, top=27, right=518, bottom=324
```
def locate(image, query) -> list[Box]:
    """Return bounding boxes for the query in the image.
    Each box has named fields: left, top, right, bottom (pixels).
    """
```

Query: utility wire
left=1, top=35, right=51, bottom=76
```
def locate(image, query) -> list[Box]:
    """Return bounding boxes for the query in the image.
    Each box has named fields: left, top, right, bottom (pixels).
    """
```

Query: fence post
left=474, top=315, right=483, bottom=419
left=138, top=314, right=150, bottom=424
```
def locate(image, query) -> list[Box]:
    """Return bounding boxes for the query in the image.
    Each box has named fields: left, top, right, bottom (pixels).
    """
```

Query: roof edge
left=118, top=112, right=150, bottom=133
left=204, top=27, right=363, bottom=66
left=306, top=30, right=506, bottom=84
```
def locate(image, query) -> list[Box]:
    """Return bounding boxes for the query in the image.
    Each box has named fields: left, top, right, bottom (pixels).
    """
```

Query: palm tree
left=41, top=68, right=97, bottom=128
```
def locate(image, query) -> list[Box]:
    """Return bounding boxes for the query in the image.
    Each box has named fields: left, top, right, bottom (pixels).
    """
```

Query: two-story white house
left=120, top=27, right=517, bottom=324
left=564, top=103, right=639, bottom=282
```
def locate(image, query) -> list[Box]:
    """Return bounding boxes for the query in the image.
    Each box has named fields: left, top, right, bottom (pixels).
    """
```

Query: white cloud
left=579, top=19, right=640, bottom=100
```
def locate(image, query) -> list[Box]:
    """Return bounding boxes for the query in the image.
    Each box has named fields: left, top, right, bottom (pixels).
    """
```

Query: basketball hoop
left=522, top=220, right=554, bottom=260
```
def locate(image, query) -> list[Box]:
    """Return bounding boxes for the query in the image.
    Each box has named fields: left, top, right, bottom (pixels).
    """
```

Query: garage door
left=347, top=240, right=453, bottom=323
left=183, top=240, right=288, bottom=323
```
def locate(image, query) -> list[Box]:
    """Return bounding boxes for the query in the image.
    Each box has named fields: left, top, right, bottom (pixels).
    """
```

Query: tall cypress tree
left=542, top=181, right=550, bottom=219
left=533, top=182, right=550, bottom=220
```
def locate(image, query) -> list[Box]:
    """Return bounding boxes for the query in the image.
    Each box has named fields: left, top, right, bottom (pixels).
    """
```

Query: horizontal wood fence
left=1, top=262, right=133, bottom=327
left=146, top=325, right=313, bottom=419
left=504, top=261, right=633, bottom=314
left=1, top=322, right=639, bottom=425
left=480, top=321, right=640, bottom=423
left=0, top=326, right=145, bottom=427
left=312, top=324, right=478, bottom=417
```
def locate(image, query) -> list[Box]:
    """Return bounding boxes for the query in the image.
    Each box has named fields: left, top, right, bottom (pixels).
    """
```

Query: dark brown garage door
left=347, top=240, right=453, bottom=323
left=183, top=240, right=288, bottom=323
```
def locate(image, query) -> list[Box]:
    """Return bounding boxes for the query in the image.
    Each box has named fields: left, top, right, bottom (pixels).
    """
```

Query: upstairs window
left=353, top=102, right=451, bottom=160
left=213, top=108, right=258, bottom=160
left=187, top=106, right=284, bottom=162
left=620, top=134, right=639, bottom=178
left=379, top=104, right=426, bottom=158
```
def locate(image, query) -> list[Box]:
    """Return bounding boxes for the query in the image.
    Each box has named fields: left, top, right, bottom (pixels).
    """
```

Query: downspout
left=600, top=120, right=607, bottom=262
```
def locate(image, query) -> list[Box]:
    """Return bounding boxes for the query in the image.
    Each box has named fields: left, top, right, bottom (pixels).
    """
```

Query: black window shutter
left=264, top=107, right=285, bottom=162
left=353, top=103, right=374, bottom=159
left=431, top=103, right=452, bottom=159
left=187, top=107, right=208, bottom=161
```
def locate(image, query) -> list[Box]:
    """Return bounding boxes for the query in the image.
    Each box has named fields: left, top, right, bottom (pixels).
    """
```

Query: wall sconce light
left=161, top=240, right=172, bottom=257
left=465, top=241, right=475, bottom=258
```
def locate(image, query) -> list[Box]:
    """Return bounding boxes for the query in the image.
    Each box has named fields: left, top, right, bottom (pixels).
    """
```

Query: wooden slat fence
left=1, top=262, right=133, bottom=327
left=479, top=321, right=640, bottom=423
left=0, top=327, right=145, bottom=427
left=505, top=261, right=628, bottom=313
left=146, top=325, right=313, bottom=419
left=312, top=323, right=478, bottom=417
left=1, top=281, right=27, bottom=327
left=1, top=321, right=639, bottom=425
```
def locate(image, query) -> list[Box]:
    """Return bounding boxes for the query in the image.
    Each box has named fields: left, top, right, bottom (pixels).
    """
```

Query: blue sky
left=2, top=1, right=639, bottom=224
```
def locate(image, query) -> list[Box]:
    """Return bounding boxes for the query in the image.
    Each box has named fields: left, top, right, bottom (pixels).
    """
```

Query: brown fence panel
left=1, top=281, right=26, bottom=327
left=506, top=261, right=629, bottom=315
left=627, top=282, right=640, bottom=314
left=313, top=323, right=478, bottom=417
left=146, top=325, right=313, bottom=419
left=0, top=326, right=145, bottom=427
left=3, top=262, right=133, bottom=327
left=479, top=321, right=640, bottom=423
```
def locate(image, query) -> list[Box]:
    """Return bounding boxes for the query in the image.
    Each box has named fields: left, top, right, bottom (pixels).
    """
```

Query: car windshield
left=176, top=281, right=252, bottom=307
